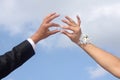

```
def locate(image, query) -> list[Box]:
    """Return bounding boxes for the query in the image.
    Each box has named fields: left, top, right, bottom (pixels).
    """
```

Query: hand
left=31, top=13, right=60, bottom=44
left=61, top=16, right=82, bottom=44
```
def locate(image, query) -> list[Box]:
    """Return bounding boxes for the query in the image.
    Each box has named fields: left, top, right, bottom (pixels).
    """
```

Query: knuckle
left=42, top=24, right=48, bottom=28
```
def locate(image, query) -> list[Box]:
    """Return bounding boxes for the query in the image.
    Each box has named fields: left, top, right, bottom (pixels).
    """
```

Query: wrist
left=30, top=34, right=42, bottom=44
left=77, top=34, right=91, bottom=46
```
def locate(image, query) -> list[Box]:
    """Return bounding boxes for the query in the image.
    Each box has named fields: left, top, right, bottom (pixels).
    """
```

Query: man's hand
left=31, top=13, right=60, bottom=44
left=61, top=16, right=81, bottom=44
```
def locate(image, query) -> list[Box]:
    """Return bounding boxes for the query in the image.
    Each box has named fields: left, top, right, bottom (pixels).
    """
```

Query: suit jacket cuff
left=27, top=38, right=36, bottom=49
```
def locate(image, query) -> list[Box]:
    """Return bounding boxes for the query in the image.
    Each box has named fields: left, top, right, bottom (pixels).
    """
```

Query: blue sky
left=0, top=0, right=120, bottom=80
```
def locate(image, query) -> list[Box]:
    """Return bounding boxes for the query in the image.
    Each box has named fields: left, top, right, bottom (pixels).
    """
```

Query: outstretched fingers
left=77, top=15, right=81, bottom=27
left=45, top=13, right=60, bottom=23
left=48, top=29, right=60, bottom=35
left=46, top=23, right=60, bottom=28
left=61, top=26, right=75, bottom=32
left=61, top=30, right=72, bottom=38
left=65, top=16, right=76, bottom=24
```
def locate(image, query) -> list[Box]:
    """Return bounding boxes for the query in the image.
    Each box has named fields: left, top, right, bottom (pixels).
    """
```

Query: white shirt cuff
left=27, top=38, right=36, bottom=49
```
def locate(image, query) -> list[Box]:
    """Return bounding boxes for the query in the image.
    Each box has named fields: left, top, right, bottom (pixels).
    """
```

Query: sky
left=0, top=0, right=120, bottom=80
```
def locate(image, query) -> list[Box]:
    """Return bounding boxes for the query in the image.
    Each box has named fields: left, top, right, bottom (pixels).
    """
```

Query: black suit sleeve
left=0, top=40, right=35, bottom=79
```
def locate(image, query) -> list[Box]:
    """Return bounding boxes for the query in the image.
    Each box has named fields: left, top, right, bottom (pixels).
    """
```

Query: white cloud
left=0, top=0, right=120, bottom=50
left=0, top=0, right=41, bottom=36
left=87, top=3, right=120, bottom=21
left=87, top=65, right=108, bottom=79
left=79, top=3, right=120, bottom=56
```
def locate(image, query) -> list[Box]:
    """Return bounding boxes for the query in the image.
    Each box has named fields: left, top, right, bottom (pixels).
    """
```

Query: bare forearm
left=79, top=43, right=120, bottom=78
left=60, top=15, right=120, bottom=78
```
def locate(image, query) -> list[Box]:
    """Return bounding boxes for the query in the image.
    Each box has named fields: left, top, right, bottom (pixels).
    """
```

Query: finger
left=46, top=23, right=60, bottom=28
left=62, top=26, right=75, bottom=32
left=46, top=13, right=60, bottom=23
left=61, top=30, right=72, bottom=38
left=77, top=15, right=81, bottom=26
left=45, top=12, right=56, bottom=19
left=65, top=16, right=76, bottom=24
left=62, top=19, right=72, bottom=26
left=48, top=30, right=60, bottom=35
